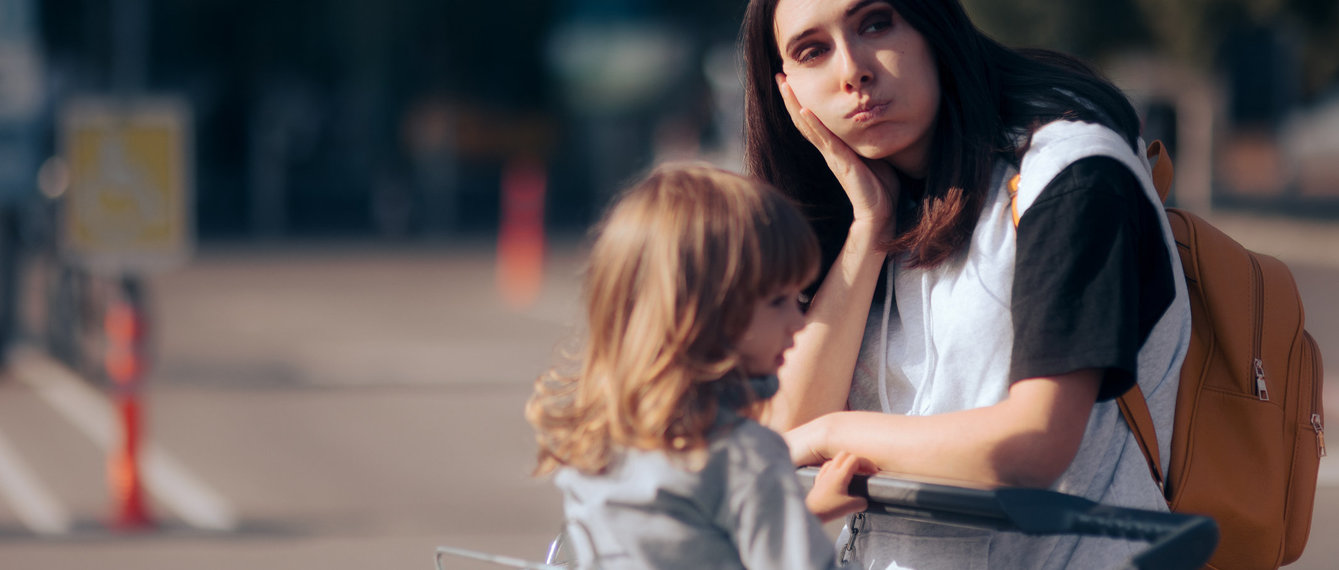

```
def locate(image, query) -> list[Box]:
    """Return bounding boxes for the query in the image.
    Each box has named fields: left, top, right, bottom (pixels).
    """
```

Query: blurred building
left=28, top=0, right=749, bottom=241
left=23, top=0, right=1339, bottom=245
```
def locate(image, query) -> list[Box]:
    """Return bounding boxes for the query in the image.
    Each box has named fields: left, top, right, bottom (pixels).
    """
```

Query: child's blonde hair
left=527, top=163, right=820, bottom=475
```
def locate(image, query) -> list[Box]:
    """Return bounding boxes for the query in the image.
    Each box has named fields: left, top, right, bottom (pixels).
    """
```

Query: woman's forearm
left=789, top=372, right=1102, bottom=488
left=764, top=220, right=888, bottom=432
left=805, top=409, right=1030, bottom=487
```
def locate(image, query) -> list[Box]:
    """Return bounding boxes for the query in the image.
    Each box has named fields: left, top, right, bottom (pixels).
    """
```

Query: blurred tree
left=1143, top=0, right=1338, bottom=101
left=1131, top=0, right=1277, bottom=65
left=961, top=0, right=1151, bottom=60
left=1286, top=0, right=1339, bottom=98
left=964, top=0, right=1338, bottom=101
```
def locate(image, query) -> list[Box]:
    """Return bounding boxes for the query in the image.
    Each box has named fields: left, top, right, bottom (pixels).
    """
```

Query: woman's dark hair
left=741, top=0, right=1141, bottom=270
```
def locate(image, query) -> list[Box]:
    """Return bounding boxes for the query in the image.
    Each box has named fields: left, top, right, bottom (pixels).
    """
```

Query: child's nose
left=786, top=306, right=807, bottom=334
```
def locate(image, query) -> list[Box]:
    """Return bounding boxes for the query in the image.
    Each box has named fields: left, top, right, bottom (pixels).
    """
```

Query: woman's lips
left=847, top=102, right=889, bottom=123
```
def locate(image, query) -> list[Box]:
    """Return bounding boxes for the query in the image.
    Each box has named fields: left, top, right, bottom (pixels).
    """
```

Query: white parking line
left=0, top=428, right=72, bottom=535
left=9, top=346, right=238, bottom=531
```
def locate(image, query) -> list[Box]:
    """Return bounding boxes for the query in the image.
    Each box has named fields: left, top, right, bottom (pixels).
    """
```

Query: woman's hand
left=784, top=414, right=832, bottom=467
left=776, top=74, right=899, bottom=238
left=763, top=78, right=899, bottom=434
left=804, top=451, right=875, bottom=523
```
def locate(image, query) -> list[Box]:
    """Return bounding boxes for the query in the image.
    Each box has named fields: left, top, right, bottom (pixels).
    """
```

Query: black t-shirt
left=1011, top=156, right=1175, bottom=401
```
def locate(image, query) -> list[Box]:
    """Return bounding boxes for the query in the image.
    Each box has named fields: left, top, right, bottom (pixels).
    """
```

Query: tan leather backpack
left=1012, top=141, right=1326, bottom=569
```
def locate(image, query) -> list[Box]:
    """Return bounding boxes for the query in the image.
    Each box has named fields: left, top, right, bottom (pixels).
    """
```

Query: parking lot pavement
left=145, top=239, right=587, bottom=390
left=0, top=213, right=1334, bottom=568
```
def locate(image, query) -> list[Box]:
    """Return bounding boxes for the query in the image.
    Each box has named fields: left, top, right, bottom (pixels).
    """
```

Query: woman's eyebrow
left=780, top=27, right=818, bottom=56
left=779, top=0, right=887, bottom=56
left=845, top=0, right=884, bottom=18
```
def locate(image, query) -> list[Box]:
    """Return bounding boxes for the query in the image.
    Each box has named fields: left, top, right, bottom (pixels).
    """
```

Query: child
left=526, top=163, right=870, bottom=569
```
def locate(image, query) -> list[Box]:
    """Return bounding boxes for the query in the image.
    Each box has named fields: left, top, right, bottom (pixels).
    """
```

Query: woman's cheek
left=802, top=96, right=843, bottom=136
left=786, top=76, right=820, bottom=114
left=785, top=75, right=850, bottom=142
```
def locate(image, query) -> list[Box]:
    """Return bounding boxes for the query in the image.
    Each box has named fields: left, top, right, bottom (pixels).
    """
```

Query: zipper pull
left=1254, top=359, right=1269, bottom=401
left=839, top=512, right=865, bottom=564
left=1313, top=414, right=1327, bottom=458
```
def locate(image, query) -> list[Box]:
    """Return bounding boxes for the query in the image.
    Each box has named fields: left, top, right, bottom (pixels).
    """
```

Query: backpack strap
left=1009, top=140, right=1173, bottom=499
left=1125, top=139, right=1172, bottom=495
left=1008, top=173, right=1022, bottom=226
left=1146, top=140, right=1174, bottom=204
left=1117, top=386, right=1166, bottom=495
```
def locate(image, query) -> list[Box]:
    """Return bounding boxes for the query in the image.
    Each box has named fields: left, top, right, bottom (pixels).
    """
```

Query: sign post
left=61, top=97, right=192, bottom=531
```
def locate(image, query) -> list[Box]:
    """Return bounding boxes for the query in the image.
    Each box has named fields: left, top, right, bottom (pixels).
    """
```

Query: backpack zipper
left=1309, top=334, right=1327, bottom=457
left=1254, top=359, right=1269, bottom=401
left=1314, top=413, right=1327, bottom=458
left=1250, top=257, right=1269, bottom=401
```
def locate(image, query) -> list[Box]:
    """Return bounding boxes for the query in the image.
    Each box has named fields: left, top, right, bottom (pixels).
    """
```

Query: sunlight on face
left=774, top=0, right=940, bottom=175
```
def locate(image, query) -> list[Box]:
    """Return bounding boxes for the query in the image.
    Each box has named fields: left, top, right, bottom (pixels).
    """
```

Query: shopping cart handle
left=993, top=487, right=1218, bottom=570
left=796, top=467, right=1218, bottom=570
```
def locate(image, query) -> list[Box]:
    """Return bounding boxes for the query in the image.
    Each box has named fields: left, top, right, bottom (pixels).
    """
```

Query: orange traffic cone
left=497, top=156, right=546, bottom=310
left=105, top=294, right=153, bottom=530
left=109, top=396, right=151, bottom=529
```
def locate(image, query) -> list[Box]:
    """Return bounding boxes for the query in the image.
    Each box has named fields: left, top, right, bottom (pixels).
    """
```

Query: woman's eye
left=796, top=45, right=826, bottom=63
left=861, top=17, right=892, bottom=34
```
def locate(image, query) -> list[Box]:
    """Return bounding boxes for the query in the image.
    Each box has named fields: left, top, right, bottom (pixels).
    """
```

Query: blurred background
left=0, top=0, right=1336, bottom=569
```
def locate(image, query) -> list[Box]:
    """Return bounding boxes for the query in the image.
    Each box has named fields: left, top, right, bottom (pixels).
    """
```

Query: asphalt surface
left=0, top=210, right=1334, bottom=569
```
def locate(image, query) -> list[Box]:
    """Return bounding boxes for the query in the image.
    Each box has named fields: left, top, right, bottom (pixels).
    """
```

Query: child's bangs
left=751, top=192, right=821, bottom=295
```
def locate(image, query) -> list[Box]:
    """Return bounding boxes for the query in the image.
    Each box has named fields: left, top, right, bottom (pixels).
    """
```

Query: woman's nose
left=837, top=43, right=873, bottom=92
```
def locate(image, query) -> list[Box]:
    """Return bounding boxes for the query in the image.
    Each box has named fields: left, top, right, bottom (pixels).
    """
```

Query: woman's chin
left=853, top=138, right=930, bottom=177
left=853, top=145, right=898, bottom=163
left=843, top=137, right=898, bottom=161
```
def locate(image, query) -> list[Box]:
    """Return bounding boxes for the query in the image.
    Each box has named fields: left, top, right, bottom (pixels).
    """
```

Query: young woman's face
left=735, top=283, right=807, bottom=376
left=773, top=0, right=940, bottom=174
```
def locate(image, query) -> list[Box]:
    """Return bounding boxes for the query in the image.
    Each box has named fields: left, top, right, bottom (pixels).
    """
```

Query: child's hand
left=804, top=451, right=875, bottom=523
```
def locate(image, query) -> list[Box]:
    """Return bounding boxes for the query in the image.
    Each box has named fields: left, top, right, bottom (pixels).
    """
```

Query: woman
left=741, top=0, right=1192, bottom=567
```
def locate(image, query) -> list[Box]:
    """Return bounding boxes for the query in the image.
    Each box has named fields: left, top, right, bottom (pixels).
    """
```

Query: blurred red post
left=496, top=156, right=546, bottom=310
left=104, top=279, right=153, bottom=530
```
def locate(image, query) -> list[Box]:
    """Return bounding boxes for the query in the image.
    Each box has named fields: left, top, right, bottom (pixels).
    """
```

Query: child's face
left=736, top=283, right=808, bottom=376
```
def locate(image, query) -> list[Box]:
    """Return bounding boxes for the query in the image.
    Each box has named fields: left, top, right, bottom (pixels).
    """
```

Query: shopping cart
left=434, top=466, right=1218, bottom=569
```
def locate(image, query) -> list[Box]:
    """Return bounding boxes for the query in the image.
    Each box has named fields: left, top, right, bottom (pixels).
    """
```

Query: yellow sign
left=62, top=98, right=192, bottom=271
